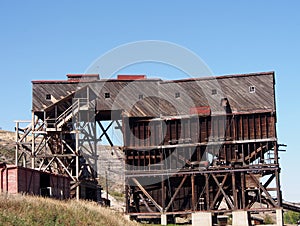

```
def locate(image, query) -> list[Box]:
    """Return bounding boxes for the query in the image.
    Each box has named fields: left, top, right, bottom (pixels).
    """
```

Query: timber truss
left=126, top=165, right=282, bottom=216
left=15, top=92, right=122, bottom=199
left=124, top=139, right=282, bottom=220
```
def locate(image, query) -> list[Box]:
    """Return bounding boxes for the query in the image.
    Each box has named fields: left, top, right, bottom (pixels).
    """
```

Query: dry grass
left=0, top=194, right=141, bottom=226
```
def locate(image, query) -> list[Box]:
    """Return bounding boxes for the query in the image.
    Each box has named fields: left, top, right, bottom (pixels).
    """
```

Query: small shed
left=0, top=163, right=70, bottom=199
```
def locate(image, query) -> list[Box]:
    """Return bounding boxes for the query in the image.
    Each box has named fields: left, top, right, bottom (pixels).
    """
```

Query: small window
left=46, top=94, right=51, bottom=100
left=212, top=89, right=217, bottom=95
left=175, top=92, right=180, bottom=98
left=138, top=94, right=143, bottom=100
left=105, top=93, right=110, bottom=98
left=249, top=86, right=255, bottom=93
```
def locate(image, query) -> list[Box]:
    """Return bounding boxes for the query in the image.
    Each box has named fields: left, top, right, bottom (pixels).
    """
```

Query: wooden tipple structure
left=16, top=72, right=283, bottom=225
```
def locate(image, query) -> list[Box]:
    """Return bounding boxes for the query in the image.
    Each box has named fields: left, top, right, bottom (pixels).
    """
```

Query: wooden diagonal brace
left=263, top=174, right=275, bottom=188
left=249, top=173, right=277, bottom=207
left=212, top=174, right=234, bottom=210
left=165, top=175, right=188, bottom=212
left=98, top=121, right=114, bottom=147
left=131, top=177, right=163, bottom=213
left=210, top=174, right=228, bottom=209
left=56, top=157, right=77, bottom=181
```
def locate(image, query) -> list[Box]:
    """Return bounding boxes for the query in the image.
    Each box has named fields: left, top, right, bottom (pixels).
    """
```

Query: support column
left=276, top=208, right=283, bottom=226
left=192, top=212, right=212, bottom=226
left=232, top=172, right=238, bottom=210
left=31, top=112, right=35, bottom=169
left=191, top=174, right=195, bottom=211
left=232, top=210, right=250, bottom=226
left=15, top=121, right=19, bottom=166
left=76, top=130, right=80, bottom=200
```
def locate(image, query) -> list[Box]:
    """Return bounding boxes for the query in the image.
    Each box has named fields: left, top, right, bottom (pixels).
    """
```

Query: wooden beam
left=125, top=138, right=277, bottom=151
left=139, top=194, right=154, bottom=212
left=249, top=173, right=277, bottom=207
left=263, top=174, right=275, bottom=188
left=232, top=172, right=238, bottom=210
left=205, top=174, right=210, bottom=210
left=275, top=169, right=282, bottom=206
left=212, top=174, right=234, bottom=210
left=56, top=157, right=77, bottom=181
left=98, top=121, right=114, bottom=147
left=165, top=175, right=188, bottom=212
left=191, top=174, right=195, bottom=211
left=131, top=178, right=163, bottom=213
left=241, top=172, right=246, bottom=209
left=210, top=174, right=228, bottom=209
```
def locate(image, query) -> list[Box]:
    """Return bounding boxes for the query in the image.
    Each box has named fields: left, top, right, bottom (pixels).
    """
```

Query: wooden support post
left=76, top=130, right=80, bottom=200
left=205, top=174, right=210, bottom=210
left=161, top=176, right=165, bottom=211
left=274, top=142, right=278, bottom=164
left=125, top=183, right=129, bottom=214
left=15, top=121, right=19, bottom=166
left=275, top=169, right=282, bottom=206
left=241, top=172, right=246, bottom=209
left=191, top=174, right=195, bottom=211
left=232, top=172, right=238, bottom=210
left=93, top=122, right=97, bottom=177
left=31, top=113, right=35, bottom=169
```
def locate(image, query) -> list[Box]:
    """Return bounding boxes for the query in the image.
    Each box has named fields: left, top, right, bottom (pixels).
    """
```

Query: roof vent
left=117, top=75, right=146, bottom=80
left=66, top=74, right=99, bottom=81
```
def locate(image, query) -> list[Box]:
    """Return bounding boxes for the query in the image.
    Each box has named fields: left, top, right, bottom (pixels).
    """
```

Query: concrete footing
left=161, top=214, right=167, bottom=225
left=232, top=210, right=250, bottom=226
left=192, top=212, right=212, bottom=226
left=276, top=208, right=283, bottom=226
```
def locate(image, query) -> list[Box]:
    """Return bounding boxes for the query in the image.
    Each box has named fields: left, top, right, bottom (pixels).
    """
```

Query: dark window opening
left=105, top=93, right=110, bottom=98
left=40, top=173, right=51, bottom=197
left=220, top=97, right=232, bottom=114
left=46, top=94, right=51, bottom=100
left=212, top=89, right=217, bottom=95
left=175, top=92, right=180, bottom=98
left=249, top=86, right=255, bottom=93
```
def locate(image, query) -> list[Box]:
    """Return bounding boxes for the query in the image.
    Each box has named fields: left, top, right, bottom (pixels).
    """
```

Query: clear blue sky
left=0, top=1, right=299, bottom=202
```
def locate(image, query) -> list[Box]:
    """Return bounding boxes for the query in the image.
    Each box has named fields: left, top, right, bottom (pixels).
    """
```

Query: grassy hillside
left=0, top=194, right=141, bottom=226
left=0, top=130, right=15, bottom=164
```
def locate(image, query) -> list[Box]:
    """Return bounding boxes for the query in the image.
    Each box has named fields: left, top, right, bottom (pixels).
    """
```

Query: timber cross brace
left=125, top=165, right=281, bottom=215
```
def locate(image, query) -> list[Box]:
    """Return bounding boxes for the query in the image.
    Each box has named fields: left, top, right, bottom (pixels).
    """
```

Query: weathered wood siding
left=33, top=72, right=275, bottom=117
